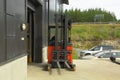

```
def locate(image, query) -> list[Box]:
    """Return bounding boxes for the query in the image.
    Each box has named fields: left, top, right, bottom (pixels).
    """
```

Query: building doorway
left=27, top=0, right=43, bottom=63
left=27, top=8, right=34, bottom=63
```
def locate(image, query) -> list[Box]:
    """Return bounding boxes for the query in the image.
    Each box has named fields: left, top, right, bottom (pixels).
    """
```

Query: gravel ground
left=28, top=59, right=120, bottom=80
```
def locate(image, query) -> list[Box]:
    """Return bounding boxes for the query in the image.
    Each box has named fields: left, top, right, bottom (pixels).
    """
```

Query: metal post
left=64, top=14, right=68, bottom=50
left=55, top=14, right=59, bottom=51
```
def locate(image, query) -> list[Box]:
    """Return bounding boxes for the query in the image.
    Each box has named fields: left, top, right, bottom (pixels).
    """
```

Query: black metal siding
left=0, top=0, right=5, bottom=62
left=0, top=0, right=26, bottom=63
left=34, top=5, right=43, bottom=62
left=0, top=0, right=4, bottom=13
left=6, top=0, right=26, bottom=59
left=6, top=15, right=16, bottom=59
left=42, top=0, right=48, bottom=47
left=0, top=0, right=65, bottom=63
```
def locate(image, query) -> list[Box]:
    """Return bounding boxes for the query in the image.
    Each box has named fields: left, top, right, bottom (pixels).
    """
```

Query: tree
left=64, top=8, right=117, bottom=22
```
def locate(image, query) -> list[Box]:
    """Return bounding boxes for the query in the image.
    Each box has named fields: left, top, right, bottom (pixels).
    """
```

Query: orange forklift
left=48, top=14, right=76, bottom=71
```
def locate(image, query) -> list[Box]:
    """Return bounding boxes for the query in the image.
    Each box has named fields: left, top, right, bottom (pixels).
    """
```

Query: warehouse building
left=0, top=0, right=68, bottom=80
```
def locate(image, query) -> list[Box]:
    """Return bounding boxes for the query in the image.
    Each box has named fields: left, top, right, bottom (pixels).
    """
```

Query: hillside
left=71, top=24, right=120, bottom=49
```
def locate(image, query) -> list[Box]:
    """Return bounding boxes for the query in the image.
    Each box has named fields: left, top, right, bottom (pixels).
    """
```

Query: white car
left=80, top=45, right=114, bottom=57
left=81, top=50, right=120, bottom=60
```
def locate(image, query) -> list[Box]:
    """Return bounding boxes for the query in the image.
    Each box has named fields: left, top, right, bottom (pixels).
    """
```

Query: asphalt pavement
left=28, top=59, right=120, bottom=80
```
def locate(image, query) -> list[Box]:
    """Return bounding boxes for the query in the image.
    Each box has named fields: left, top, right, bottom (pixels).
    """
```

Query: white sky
left=64, top=0, right=120, bottom=20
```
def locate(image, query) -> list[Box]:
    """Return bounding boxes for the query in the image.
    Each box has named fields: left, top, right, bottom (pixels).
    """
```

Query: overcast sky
left=64, top=0, right=120, bottom=20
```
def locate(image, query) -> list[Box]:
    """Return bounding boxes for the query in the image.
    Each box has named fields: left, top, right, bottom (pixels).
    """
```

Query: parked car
left=81, top=50, right=120, bottom=60
left=109, top=53, right=120, bottom=63
left=80, top=45, right=114, bottom=57
left=110, top=56, right=120, bottom=64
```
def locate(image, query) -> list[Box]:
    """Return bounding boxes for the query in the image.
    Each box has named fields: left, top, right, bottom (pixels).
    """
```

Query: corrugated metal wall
left=0, top=0, right=64, bottom=64
left=0, top=0, right=5, bottom=63
left=0, top=0, right=26, bottom=63
left=34, top=4, right=43, bottom=62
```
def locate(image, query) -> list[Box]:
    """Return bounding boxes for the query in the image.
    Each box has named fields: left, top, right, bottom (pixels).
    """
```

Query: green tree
left=64, top=8, right=117, bottom=22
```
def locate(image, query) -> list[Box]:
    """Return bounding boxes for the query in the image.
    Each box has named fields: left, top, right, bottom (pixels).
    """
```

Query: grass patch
left=71, top=24, right=120, bottom=49
left=73, top=49, right=79, bottom=59
left=72, top=24, right=120, bottom=41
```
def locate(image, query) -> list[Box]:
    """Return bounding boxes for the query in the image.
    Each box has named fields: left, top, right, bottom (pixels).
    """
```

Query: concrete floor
left=28, top=59, right=120, bottom=80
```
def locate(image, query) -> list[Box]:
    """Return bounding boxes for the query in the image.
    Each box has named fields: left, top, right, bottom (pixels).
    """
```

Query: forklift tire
left=71, top=64, right=76, bottom=71
left=47, top=64, right=51, bottom=71
left=72, top=66, right=76, bottom=71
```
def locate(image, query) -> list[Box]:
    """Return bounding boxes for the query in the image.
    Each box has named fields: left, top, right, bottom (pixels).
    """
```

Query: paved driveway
left=28, top=59, right=120, bottom=80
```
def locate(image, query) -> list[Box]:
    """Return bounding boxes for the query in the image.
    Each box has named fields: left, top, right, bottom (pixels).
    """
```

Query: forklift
left=48, top=14, right=76, bottom=71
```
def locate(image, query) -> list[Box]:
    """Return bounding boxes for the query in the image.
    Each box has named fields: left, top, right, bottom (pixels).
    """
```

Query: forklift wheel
left=72, top=65, right=76, bottom=71
left=47, top=64, right=51, bottom=71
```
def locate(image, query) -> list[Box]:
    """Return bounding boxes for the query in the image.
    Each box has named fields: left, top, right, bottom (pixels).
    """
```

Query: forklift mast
left=48, top=14, right=75, bottom=71
left=54, top=14, right=71, bottom=50
left=47, top=0, right=76, bottom=71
